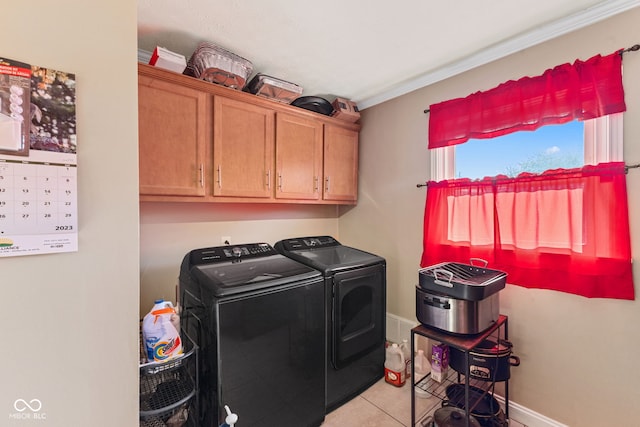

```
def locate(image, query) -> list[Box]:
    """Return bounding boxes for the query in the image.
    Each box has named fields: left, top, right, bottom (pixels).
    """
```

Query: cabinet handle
left=278, top=173, right=283, bottom=191
left=325, top=176, right=330, bottom=193
left=199, top=164, right=204, bottom=188
left=266, top=170, right=271, bottom=190
left=314, top=176, right=319, bottom=193
left=216, top=165, right=222, bottom=188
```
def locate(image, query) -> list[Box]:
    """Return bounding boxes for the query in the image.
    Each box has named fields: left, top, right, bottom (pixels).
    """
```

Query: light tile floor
left=322, top=377, right=527, bottom=427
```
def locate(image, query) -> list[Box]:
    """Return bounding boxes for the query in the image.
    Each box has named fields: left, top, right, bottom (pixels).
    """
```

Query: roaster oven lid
left=418, top=260, right=507, bottom=301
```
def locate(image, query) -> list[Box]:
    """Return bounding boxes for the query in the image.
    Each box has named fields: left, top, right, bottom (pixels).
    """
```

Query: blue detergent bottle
left=220, top=405, right=238, bottom=427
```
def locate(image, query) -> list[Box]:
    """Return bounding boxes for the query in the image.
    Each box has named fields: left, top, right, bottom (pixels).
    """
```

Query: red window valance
left=428, top=51, right=626, bottom=149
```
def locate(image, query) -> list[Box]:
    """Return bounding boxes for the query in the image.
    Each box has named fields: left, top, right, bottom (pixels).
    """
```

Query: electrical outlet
left=221, top=236, right=231, bottom=245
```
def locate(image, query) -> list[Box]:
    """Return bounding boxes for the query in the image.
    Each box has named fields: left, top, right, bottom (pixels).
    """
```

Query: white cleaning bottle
left=414, top=349, right=430, bottom=376
left=142, top=299, right=183, bottom=362
left=399, top=339, right=412, bottom=379
left=384, top=343, right=406, bottom=387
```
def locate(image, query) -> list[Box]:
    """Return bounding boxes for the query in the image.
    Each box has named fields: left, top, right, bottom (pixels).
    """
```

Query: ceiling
left=137, top=0, right=639, bottom=109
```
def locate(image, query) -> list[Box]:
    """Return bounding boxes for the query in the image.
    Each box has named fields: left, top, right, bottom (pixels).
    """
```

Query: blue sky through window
left=455, top=121, right=584, bottom=179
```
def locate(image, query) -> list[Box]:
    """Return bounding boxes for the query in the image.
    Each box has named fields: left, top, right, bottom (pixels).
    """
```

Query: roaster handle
left=433, top=269, right=454, bottom=287
left=469, top=257, right=488, bottom=267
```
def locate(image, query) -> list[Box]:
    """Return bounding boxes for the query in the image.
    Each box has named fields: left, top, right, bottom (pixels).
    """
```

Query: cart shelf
left=414, top=369, right=489, bottom=403
left=411, top=315, right=509, bottom=427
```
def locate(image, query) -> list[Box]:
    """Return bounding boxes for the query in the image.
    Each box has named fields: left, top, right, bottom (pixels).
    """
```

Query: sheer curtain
left=422, top=51, right=634, bottom=299
left=421, top=164, right=633, bottom=299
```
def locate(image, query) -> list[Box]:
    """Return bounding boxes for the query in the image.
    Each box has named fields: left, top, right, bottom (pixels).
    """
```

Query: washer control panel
left=189, top=243, right=276, bottom=265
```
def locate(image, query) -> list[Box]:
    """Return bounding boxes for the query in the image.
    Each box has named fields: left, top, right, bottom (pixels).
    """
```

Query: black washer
left=179, top=242, right=326, bottom=427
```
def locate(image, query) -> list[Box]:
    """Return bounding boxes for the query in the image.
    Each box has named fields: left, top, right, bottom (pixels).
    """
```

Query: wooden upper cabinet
left=138, top=75, right=208, bottom=197
left=137, top=64, right=359, bottom=204
left=212, top=96, right=275, bottom=198
left=275, top=113, right=323, bottom=200
left=323, top=125, right=359, bottom=202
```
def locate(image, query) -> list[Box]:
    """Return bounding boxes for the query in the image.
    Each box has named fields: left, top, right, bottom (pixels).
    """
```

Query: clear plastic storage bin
left=245, top=73, right=303, bottom=104
left=185, top=41, right=253, bottom=90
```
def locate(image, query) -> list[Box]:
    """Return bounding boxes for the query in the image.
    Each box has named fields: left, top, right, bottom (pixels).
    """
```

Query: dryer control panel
left=277, top=236, right=339, bottom=251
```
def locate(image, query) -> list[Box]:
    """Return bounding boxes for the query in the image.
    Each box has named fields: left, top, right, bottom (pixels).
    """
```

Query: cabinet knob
left=216, top=165, right=222, bottom=188
left=266, top=170, right=271, bottom=190
left=314, top=176, right=319, bottom=193
left=325, top=176, right=330, bottom=193
left=278, top=173, right=283, bottom=191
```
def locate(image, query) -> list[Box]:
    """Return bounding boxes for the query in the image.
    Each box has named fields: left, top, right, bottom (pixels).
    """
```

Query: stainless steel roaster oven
left=275, top=236, right=386, bottom=412
left=179, top=243, right=326, bottom=427
left=416, top=260, right=507, bottom=335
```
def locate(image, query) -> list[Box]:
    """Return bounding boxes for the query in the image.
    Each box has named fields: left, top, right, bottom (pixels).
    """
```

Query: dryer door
left=332, top=263, right=385, bottom=369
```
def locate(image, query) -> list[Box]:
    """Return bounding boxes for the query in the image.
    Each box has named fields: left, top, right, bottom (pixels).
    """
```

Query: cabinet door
left=323, top=125, right=359, bottom=202
left=138, top=75, right=207, bottom=197
left=213, top=96, right=275, bottom=198
left=275, top=113, right=323, bottom=200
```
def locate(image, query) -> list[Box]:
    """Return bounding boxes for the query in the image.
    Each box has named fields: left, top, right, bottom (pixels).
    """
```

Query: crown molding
left=357, top=0, right=640, bottom=110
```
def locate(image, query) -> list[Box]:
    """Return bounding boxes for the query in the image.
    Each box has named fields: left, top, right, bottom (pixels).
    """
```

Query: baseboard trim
left=385, top=312, right=419, bottom=344
left=494, top=394, right=568, bottom=427
left=386, top=312, right=568, bottom=427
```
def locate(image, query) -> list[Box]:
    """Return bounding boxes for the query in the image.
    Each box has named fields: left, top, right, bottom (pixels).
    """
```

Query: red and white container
left=149, top=46, right=187, bottom=74
left=384, top=343, right=406, bottom=387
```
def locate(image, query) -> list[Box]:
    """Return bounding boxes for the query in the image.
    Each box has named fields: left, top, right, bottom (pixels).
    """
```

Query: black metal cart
left=411, top=315, right=509, bottom=427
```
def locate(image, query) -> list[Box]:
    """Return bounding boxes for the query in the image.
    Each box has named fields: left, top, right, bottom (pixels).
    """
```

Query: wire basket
left=139, top=329, right=198, bottom=426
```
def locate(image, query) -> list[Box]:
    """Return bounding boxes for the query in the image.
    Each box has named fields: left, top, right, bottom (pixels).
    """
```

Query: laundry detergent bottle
left=142, top=299, right=183, bottom=363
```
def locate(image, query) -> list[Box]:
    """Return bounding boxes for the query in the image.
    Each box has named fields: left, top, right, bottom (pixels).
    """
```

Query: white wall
left=340, top=8, right=640, bottom=427
left=1, top=2, right=140, bottom=426
left=139, top=203, right=341, bottom=314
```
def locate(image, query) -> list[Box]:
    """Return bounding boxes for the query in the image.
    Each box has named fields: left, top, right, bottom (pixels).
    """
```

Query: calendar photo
left=30, top=66, right=76, bottom=154
left=0, top=59, right=77, bottom=257
left=0, top=57, right=31, bottom=157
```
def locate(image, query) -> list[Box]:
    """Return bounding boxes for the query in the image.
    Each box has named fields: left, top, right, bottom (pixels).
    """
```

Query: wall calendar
left=0, top=57, right=77, bottom=257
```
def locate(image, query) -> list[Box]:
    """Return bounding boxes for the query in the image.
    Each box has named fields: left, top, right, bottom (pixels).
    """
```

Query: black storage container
left=449, top=338, right=520, bottom=382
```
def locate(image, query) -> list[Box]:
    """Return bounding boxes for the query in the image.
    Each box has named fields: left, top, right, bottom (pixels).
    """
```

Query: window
left=431, top=113, right=623, bottom=253
left=431, top=113, right=623, bottom=181
left=453, top=125, right=588, bottom=249
left=431, top=114, right=624, bottom=252
left=422, top=51, right=633, bottom=299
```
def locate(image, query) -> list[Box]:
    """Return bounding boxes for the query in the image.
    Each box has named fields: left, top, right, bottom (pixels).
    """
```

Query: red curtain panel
left=428, top=51, right=626, bottom=148
left=420, top=163, right=634, bottom=299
